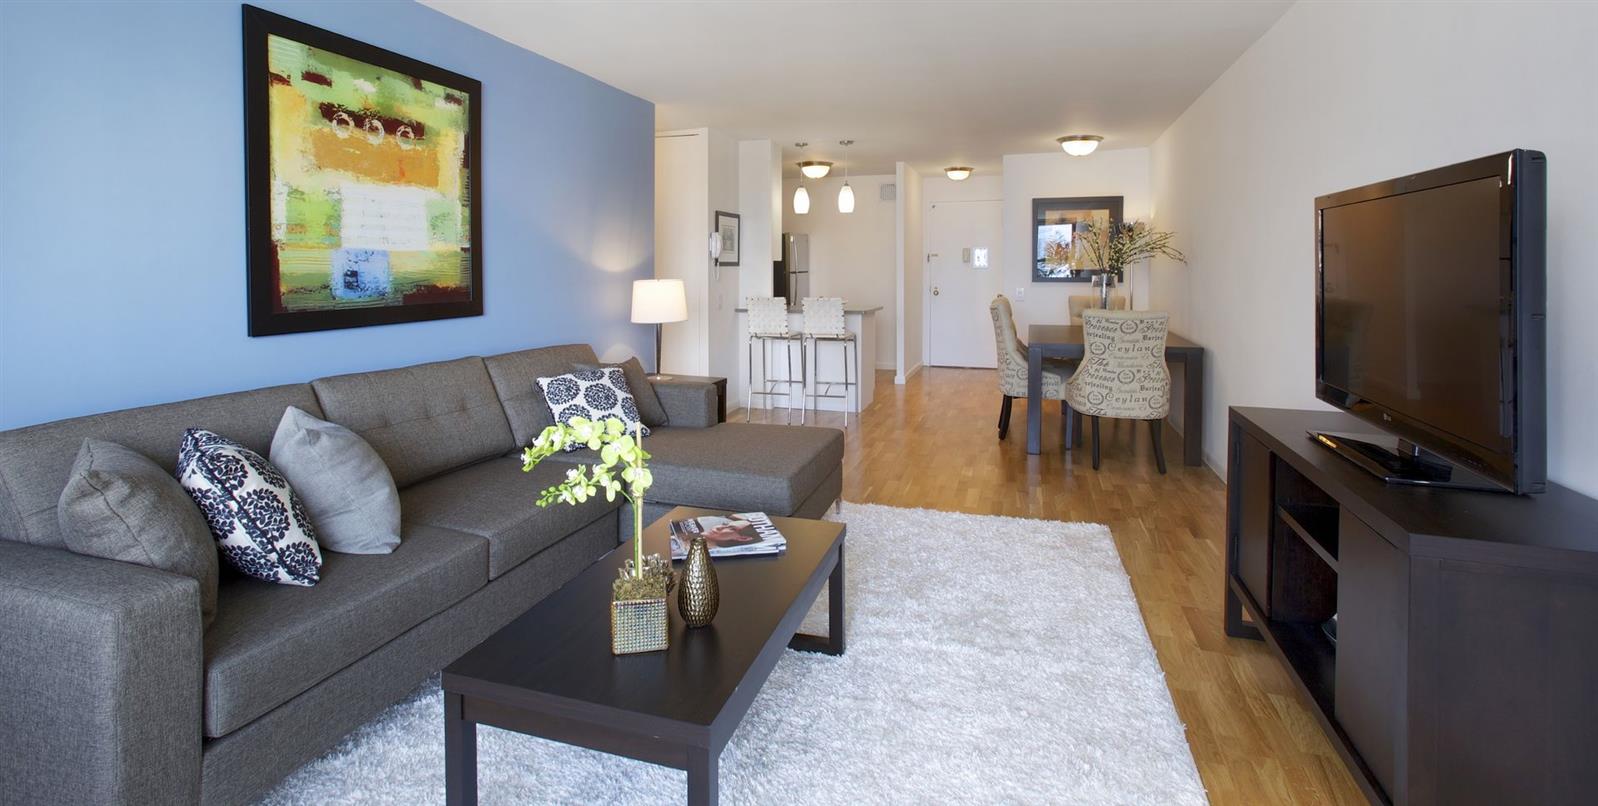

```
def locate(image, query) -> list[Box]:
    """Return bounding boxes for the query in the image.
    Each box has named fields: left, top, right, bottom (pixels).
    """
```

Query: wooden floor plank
left=735, top=367, right=1364, bottom=805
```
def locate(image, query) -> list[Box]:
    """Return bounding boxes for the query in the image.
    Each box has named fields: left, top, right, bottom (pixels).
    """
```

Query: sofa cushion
left=538, top=367, right=651, bottom=450
left=546, top=423, right=844, bottom=515
left=401, top=457, right=621, bottom=579
left=311, top=357, right=514, bottom=488
left=270, top=406, right=400, bottom=555
left=574, top=357, right=669, bottom=427
left=482, top=344, right=601, bottom=446
left=57, top=438, right=221, bottom=628
left=0, top=384, right=321, bottom=549
left=202, top=522, right=486, bottom=738
left=178, top=429, right=322, bottom=587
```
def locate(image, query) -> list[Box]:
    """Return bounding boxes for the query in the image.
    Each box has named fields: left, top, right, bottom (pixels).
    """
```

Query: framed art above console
left=1031, top=195, right=1122, bottom=282
left=243, top=5, right=483, bottom=336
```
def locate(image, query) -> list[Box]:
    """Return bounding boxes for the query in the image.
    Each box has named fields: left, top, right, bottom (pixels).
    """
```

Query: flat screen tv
left=1314, top=150, right=1546, bottom=494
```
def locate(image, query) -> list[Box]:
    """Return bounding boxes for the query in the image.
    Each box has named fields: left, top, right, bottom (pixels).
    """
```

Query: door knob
left=932, top=287, right=941, bottom=296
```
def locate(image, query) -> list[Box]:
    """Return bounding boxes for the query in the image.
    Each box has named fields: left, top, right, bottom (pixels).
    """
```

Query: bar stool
left=745, top=296, right=806, bottom=423
left=802, top=297, right=859, bottom=426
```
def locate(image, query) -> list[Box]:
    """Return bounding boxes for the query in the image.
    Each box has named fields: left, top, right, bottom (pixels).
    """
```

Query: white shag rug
left=260, top=503, right=1207, bottom=805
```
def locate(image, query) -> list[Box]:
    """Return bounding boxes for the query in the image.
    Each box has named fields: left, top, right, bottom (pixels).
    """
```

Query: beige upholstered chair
left=989, top=295, right=1072, bottom=441
left=1064, top=309, right=1172, bottom=472
left=1068, top=295, right=1129, bottom=325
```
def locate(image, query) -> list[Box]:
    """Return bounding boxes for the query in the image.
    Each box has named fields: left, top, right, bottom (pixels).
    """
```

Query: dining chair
left=989, top=295, right=1073, bottom=441
left=1068, top=294, right=1129, bottom=325
left=1063, top=309, right=1171, bottom=473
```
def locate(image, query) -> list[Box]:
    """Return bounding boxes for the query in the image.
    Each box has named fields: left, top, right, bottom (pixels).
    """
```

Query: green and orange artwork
left=265, top=34, right=472, bottom=312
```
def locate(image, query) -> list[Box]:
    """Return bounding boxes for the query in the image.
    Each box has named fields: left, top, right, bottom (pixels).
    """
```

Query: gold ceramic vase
left=678, top=535, right=720, bottom=627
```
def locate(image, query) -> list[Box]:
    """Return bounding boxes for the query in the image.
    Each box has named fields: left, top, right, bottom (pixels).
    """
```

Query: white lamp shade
left=793, top=185, right=810, bottom=215
left=631, top=279, right=688, bottom=324
left=837, top=181, right=855, bottom=214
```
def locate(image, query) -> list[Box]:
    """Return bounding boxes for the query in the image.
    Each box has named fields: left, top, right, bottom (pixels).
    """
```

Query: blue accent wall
left=0, top=1, right=654, bottom=429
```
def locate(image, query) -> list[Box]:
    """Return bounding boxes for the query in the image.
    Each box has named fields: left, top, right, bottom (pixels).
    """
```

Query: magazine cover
left=670, top=512, right=787, bottom=560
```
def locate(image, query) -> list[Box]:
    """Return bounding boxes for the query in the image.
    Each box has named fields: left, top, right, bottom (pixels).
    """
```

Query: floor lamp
left=631, top=279, right=688, bottom=375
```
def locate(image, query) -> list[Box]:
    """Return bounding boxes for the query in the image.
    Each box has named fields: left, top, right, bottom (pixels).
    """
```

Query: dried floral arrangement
left=1073, top=220, right=1187, bottom=283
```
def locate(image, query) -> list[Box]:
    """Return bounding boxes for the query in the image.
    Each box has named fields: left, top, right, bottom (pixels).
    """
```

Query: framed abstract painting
left=243, top=5, right=483, bottom=336
left=1031, top=196, right=1122, bottom=282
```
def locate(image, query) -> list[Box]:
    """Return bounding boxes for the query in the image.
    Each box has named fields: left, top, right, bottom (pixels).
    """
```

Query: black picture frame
left=715, top=211, right=740, bottom=267
left=243, top=5, right=484, bottom=336
left=1031, top=195, right=1123, bottom=282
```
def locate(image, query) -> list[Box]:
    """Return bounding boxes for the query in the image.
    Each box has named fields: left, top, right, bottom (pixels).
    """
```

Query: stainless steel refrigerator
left=773, top=233, right=809, bottom=303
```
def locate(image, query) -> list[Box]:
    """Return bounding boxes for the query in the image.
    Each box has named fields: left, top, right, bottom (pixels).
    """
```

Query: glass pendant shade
left=837, top=182, right=855, bottom=214
left=793, top=185, right=811, bottom=215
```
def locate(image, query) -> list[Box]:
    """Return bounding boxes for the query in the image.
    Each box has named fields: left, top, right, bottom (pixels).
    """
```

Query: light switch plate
left=1014, top=287, right=1026, bottom=301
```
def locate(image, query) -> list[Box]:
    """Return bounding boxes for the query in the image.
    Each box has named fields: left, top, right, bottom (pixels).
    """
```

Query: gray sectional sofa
left=0, top=343, right=843, bottom=806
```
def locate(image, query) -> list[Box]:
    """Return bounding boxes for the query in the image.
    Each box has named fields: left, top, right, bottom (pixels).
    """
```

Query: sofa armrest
left=0, top=541, right=202, bottom=805
left=653, top=379, right=720, bottom=428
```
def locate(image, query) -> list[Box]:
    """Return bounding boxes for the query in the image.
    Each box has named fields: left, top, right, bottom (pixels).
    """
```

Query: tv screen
left=1315, top=151, right=1545, bottom=493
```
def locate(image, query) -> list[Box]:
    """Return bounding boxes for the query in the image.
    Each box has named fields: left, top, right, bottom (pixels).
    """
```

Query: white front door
left=926, top=200, right=1002, bottom=368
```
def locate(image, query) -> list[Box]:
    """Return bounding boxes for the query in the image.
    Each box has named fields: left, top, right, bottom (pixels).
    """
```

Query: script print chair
left=1064, top=309, right=1172, bottom=473
left=989, top=295, right=1073, bottom=441
left=1068, top=294, right=1129, bottom=325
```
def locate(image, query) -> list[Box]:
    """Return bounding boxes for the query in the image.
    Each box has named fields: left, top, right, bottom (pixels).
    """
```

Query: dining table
left=1025, top=324, right=1206, bottom=466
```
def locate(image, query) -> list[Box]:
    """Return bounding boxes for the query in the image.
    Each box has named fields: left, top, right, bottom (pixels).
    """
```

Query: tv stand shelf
left=1225, top=407, right=1598, bottom=806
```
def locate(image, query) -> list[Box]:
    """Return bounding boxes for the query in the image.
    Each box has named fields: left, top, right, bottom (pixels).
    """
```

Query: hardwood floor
left=736, top=367, right=1365, bottom=805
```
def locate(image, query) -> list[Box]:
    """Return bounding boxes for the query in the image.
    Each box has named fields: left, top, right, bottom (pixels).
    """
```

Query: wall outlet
left=1014, top=287, right=1026, bottom=301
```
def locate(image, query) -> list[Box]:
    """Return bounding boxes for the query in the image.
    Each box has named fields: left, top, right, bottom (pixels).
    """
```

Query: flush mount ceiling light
left=945, top=166, right=973, bottom=181
left=837, top=140, right=855, bottom=214
left=793, top=143, right=812, bottom=215
left=799, top=160, right=833, bottom=179
left=1057, top=135, right=1104, bottom=157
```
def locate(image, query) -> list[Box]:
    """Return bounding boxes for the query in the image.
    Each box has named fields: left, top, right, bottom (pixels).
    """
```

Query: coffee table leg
left=789, top=541, right=846, bottom=655
left=445, top=692, right=477, bottom=806
left=688, top=746, right=719, bottom=806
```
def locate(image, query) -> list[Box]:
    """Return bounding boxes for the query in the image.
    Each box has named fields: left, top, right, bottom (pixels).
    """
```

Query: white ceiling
left=422, top=1, right=1290, bottom=178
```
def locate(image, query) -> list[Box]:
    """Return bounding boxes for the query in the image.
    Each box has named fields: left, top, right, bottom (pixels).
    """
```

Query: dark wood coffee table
left=442, top=506, right=846, bottom=806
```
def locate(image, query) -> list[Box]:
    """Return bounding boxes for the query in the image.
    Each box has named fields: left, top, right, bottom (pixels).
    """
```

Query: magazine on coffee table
left=669, top=512, right=787, bottom=560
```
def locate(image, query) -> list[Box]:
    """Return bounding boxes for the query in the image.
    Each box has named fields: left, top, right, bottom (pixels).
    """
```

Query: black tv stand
left=1227, top=407, right=1598, bottom=806
left=1308, top=429, right=1502, bottom=492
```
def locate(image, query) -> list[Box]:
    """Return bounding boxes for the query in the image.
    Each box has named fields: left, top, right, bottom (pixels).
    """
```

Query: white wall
left=1151, top=0, right=1598, bottom=495
left=895, top=162, right=925, bottom=382
left=654, top=129, right=709, bottom=374
left=734, top=139, right=781, bottom=404
left=1000, top=148, right=1153, bottom=335
left=923, top=174, right=1003, bottom=206
left=706, top=129, right=741, bottom=389
left=781, top=174, right=898, bottom=369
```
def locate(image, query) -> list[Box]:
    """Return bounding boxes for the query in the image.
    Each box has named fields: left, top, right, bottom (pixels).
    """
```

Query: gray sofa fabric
left=401, top=457, right=621, bottom=579
left=0, top=384, right=321, bottom=549
left=197, top=513, right=618, bottom=806
left=482, top=344, right=600, bottom=445
left=548, top=422, right=844, bottom=515
left=202, top=523, right=486, bottom=738
left=651, top=378, right=720, bottom=428
left=58, top=439, right=221, bottom=627
left=0, top=540, right=203, bottom=805
left=311, top=357, right=515, bottom=488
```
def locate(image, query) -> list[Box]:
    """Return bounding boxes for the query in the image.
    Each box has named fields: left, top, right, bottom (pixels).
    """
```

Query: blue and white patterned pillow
left=537, top=367, right=651, bottom=450
left=178, top=429, right=322, bottom=586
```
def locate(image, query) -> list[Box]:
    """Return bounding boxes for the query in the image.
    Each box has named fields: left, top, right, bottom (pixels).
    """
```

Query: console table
left=1225, top=407, right=1598, bottom=806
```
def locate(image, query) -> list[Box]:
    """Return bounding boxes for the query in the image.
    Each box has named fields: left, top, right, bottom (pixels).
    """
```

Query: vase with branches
left=523, top=416, right=673, bottom=653
left=1073, top=220, right=1187, bottom=308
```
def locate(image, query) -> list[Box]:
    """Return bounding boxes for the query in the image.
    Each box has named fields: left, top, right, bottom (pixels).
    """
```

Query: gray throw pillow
left=270, top=406, right=401, bottom=555
left=573, top=356, right=668, bottom=427
left=58, top=439, right=219, bottom=628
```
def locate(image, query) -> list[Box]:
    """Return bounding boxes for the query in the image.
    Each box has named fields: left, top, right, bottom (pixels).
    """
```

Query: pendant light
left=837, top=140, right=855, bottom=214
left=792, top=142, right=812, bottom=215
